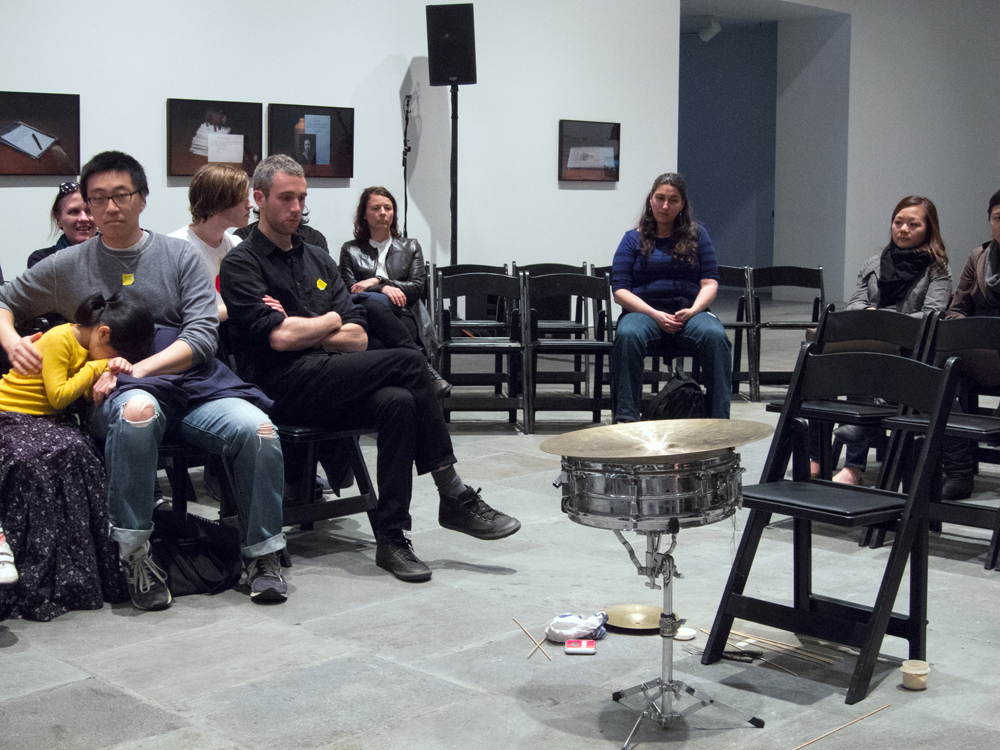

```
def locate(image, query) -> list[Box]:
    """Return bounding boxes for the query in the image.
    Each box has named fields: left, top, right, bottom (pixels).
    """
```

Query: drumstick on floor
left=513, top=618, right=552, bottom=661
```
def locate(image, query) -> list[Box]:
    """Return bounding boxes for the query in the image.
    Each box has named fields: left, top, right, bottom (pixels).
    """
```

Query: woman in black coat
left=339, top=187, right=448, bottom=396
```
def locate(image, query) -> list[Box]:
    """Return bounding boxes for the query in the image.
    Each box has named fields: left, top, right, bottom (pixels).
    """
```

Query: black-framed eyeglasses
left=59, top=181, right=79, bottom=195
left=86, top=190, right=139, bottom=208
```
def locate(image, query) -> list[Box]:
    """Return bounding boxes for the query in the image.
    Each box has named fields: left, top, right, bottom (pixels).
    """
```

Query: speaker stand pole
left=450, top=83, right=458, bottom=266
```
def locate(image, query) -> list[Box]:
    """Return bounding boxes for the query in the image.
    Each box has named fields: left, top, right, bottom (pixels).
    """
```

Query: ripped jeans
left=89, top=392, right=286, bottom=558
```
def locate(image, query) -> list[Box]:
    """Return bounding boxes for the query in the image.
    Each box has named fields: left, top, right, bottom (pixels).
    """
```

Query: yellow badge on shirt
left=317, top=278, right=328, bottom=290
left=123, top=274, right=135, bottom=286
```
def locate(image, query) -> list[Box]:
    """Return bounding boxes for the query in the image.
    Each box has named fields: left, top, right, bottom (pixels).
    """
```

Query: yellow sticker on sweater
left=317, top=278, right=327, bottom=290
left=123, top=274, right=134, bottom=286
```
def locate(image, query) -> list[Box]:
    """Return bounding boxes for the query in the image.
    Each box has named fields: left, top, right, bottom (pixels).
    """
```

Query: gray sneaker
left=123, top=541, right=171, bottom=611
left=245, top=552, right=288, bottom=603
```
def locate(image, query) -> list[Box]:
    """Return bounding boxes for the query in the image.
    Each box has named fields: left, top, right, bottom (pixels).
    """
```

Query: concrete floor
left=4, top=297, right=1000, bottom=750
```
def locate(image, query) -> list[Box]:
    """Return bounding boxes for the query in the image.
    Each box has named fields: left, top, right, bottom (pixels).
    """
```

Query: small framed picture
left=0, top=91, right=80, bottom=176
left=268, top=103, right=354, bottom=178
left=167, top=98, right=263, bottom=177
left=558, top=119, right=620, bottom=182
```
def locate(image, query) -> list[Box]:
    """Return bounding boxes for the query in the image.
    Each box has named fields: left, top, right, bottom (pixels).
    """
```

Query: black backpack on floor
left=642, top=365, right=706, bottom=421
left=150, top=503, right=242, bottom=596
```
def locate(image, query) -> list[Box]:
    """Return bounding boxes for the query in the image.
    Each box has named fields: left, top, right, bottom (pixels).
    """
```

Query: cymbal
left=606, top=604, right=663, bottom=630
left=539, top=419, right=774, bottom=462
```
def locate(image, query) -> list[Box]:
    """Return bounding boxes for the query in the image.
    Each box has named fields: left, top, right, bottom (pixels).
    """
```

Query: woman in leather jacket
left=340, top=187, right=449, bottom=396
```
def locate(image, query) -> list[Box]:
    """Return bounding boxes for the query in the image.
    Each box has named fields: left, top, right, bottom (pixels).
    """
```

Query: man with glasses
left=0, top=151, right=289, bottom=610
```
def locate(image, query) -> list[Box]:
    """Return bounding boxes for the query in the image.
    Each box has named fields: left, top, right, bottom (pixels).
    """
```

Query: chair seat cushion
left=884, top=412, right=1000, bottom=441
left=743, top=481, right=905, bottom=526
left=798, top=399, right=895, bottom=424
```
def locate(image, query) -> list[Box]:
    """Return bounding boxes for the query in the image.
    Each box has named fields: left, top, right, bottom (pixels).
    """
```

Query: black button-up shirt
left=220, top=226, right=366, bottom=394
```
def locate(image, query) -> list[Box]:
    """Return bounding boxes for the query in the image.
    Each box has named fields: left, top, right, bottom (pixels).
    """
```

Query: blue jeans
left=89, top=392, right=286, bottom=558
left=612, top=311, right=732, bottom=421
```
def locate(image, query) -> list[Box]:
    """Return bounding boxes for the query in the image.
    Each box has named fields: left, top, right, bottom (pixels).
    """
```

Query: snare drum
left=560, top=448, right=743, bottom=531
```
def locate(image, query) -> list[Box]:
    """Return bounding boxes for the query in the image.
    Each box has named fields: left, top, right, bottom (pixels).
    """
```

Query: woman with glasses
left=27, top=182, right=97, bottom=269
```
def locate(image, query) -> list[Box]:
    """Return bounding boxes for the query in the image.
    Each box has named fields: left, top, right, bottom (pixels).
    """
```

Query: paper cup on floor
left=900, top=660, right=930, bottom=690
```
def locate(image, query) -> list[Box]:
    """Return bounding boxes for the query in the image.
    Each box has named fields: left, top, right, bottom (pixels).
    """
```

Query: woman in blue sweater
left=611, top=173, right=732, bottom=421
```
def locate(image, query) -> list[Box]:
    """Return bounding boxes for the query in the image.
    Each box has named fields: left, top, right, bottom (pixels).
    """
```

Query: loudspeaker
left=426, top=4, right=477, bottom=87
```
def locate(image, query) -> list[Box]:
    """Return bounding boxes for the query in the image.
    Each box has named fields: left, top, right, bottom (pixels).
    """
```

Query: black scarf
left=877, top=243, right=931, bottom=308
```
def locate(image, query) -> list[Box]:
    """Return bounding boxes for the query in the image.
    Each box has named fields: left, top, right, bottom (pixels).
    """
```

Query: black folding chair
left=766, top=307, right=937, bottom=480
left=702, top=345, right=959, bottom=704
left=521, top=272, right=614, bottom=433
left=748, top=265, right=825, bottom=400
left=435, top=271, right=525, bottom=425
left=717, top=265, right=755, bottom=398
left=514, top=262, right=590, bottom=395
left=888, top=315, right=1000, bottom=569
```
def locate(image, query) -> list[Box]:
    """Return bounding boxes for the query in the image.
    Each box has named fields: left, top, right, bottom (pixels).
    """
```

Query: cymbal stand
left=612, top=528, right=764, bottom=749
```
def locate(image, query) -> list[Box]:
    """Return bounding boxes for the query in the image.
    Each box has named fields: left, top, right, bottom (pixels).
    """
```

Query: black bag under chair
left=641, top=365, right=706, bottom=421
left=150, top=502, right=242, bottom=596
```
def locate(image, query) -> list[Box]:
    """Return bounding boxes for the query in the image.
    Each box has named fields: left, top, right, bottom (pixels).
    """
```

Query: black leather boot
left=427, top=363, right=452, bottom=398
left=941, top=437, right=974, bottom=500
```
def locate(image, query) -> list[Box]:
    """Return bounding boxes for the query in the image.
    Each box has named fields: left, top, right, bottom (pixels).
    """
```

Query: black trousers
left=359, top=296, right=422, bottom=354
left=271, top=345, right=455, bottom=535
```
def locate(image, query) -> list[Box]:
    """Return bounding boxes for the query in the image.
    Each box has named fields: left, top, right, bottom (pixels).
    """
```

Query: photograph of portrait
left=167, top=98, right=263, bottom=177
left=268, top=103, right=354, bottom=178
left=558, top=120, right=620, bottom=182
left=0, top=91, right=80, bottom=176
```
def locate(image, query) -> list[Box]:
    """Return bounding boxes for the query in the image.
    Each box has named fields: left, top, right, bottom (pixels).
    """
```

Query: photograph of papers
left=0, top=123, right=56, bottom=159
left=268, top=103, right=354, bottom=178
left=167, top=98, right=262, bottom=176
left=0, top=91, right=79, bottom=175
left=558, top=120, right=620, bottom=182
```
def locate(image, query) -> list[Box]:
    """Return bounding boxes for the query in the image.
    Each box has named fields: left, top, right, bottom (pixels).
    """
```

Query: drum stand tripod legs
left=612, top=529, right=764, bottom=749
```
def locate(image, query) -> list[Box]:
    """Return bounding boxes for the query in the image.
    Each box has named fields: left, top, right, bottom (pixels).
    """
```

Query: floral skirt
left=0, top=411, right=127, bottom=622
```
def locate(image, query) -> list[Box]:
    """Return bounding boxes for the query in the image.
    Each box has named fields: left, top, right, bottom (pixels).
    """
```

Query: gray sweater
left=846, top=253, right=952, bottom=317
left=0, top=232, right=218, bottom=364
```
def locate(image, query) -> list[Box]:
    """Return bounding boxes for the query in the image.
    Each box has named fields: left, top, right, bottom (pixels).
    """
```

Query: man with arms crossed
left=220, top=155, right=520, bottom=582
left=0, top=151, right=288, bottom=610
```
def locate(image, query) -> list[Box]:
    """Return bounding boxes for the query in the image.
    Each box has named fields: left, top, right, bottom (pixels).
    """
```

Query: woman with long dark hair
left=610, top=172, right=732, bottom=421
left=820, top=195, right=952, bottom=485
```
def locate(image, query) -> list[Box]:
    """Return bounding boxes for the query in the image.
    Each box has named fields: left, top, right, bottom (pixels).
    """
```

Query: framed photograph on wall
left=558, top=119, right=620, bottom=182
left=0, top=91, right=80, bottom=176
left=268, top=103, right=354, bottom=178
left=167, top=98, right=263, bottom=177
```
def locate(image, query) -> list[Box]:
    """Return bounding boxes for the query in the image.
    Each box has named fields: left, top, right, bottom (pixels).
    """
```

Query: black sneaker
left=245, top=552, right=288, bottom=603
left=376, top=533, right=432, bottom=582
left=123, top=541, right=172, bottom=611
left=439, top=487, right=521, bottom=540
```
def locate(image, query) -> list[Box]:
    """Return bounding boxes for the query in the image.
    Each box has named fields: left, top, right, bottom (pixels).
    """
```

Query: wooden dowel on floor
left=729, top=629, right=836, bottom=664
left=700, top=629, right=832, bottom=668
left=792, top=704, right=890, bottom=750
left=513, top=617, right=552, bottom=661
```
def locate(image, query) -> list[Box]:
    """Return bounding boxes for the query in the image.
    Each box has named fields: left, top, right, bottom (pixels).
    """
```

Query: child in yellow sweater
left=0, top=291, right=153, bottom=587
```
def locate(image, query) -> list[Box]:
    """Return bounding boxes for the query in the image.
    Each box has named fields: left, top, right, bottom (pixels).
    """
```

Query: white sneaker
left=0, top=531, right=18, bottom=586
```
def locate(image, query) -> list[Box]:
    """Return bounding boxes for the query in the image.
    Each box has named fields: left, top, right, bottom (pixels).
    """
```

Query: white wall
left=773, top=14, right=850, bottom=300
left=679, top=22, right=778, bottom=269
left=0, top=0, right=679, bottom=279
left=778, top=0, right=1000, bottom=301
